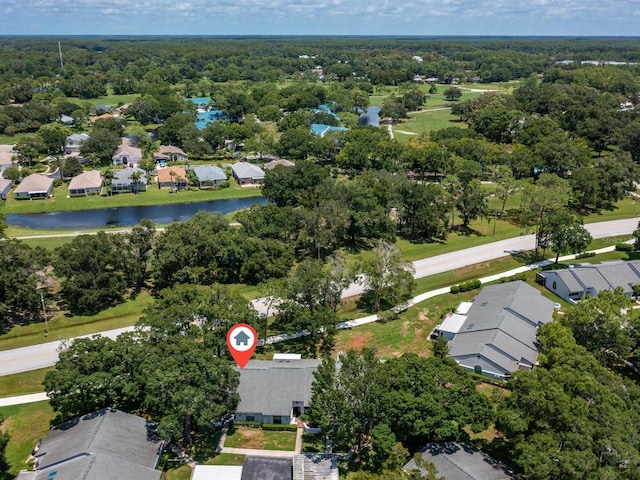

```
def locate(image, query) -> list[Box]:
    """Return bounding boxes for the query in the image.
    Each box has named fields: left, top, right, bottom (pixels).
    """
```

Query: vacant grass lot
left=0, top=291, right=151, bottom=352
left=0, top=367, right=52, bottom=398
left=0, top=401, right=55, bottom=477
left=223, top=428, right=297, bottom=451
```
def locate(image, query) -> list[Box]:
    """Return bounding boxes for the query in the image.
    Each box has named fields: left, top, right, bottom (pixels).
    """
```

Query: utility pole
left=40, top=292, right=49, bottom=337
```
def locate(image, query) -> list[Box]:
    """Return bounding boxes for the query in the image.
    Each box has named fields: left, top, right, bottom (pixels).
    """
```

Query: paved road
left=0, top=327, right=133, bottom=376
left=1, top=218, right=637, bottom=378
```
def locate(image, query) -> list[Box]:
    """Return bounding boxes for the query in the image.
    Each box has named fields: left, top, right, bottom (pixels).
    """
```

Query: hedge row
left=575, top=251, right=596, bottom=258
left=615, top=243, right=634, bottom=251
left=233, top=420, right=261, bottom=428
left=450, top=279, right=481, bottom=294
left=262, top=423, right=298, bottom=432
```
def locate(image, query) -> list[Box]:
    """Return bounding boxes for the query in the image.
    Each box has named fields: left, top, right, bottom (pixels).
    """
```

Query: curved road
left=1, top=218, right=637, bottom=377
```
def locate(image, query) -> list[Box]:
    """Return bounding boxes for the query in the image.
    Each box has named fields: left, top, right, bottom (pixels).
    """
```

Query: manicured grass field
left=83, top=94, right=140, bottom=107
left=2, top=179, right=262, bottom=215
left=0, top=401, right=55, bottom=477
left=0, top=367, right=52, bottom=398
left=0, top=291, right=152, bottom=352
left=393, top=108, right=464, bottom=142
left=223, top=427, right=297, bottom=451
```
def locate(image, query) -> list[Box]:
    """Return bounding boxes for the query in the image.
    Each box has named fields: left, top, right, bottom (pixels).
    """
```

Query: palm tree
left=130, top=170, right=142, bottom=195
left=103, top=168, right=114, bottom=196
left=169, top=170, right=177, bottom=192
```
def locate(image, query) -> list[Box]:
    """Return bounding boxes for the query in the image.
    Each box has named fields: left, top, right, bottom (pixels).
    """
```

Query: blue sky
left=1, top=0, right=638, bottom=36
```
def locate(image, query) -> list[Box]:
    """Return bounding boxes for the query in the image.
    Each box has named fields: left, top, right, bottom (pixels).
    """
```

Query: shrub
left=262, top=423, right=298, bottom=432
left=450, top=285, right=460, bottom=294
left=451, top=279, right=481, bottom=293
left=233, top=420, right=261, bottom=428
left=615, top=243, right=633, bottom=252
left=575, top=251, right=596, bottom=259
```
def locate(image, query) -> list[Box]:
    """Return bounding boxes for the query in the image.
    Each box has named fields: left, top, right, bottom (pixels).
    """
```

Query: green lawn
left=0, top=368, right=52, bottom=398
left=2, top=179, right=262, bottom=215
left=0, top=401, right=55, bottom=477
left=83, top=94, right=140, bottom=107
left=0, top=291, right=151, bottom=351
left=223, top=427, right=297, bottom=451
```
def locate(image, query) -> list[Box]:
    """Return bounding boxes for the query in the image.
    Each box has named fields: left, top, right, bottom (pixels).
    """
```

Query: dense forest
left=2, top=36, right=640, bottom=479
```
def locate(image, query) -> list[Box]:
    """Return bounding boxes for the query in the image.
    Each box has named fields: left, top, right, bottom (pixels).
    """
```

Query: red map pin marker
left=226, top=323, right=258, bottom=369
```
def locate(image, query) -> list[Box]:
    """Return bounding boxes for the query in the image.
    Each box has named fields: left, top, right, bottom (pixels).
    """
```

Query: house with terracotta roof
left=112, top=138, right=142, bottom=166
left=153, top=145, right=188, bottom=163
left=157, top=167, right=188, bottom=190
left=68, top=171, right=103, bottom=197
left=14, top=174, right=54, bottom=200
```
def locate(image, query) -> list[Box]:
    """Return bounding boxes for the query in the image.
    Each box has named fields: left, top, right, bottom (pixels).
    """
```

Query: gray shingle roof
left=32, top=408, right=161, bottom=480
left=194, top=165, right=227, bottom=182
left=231, top=162, right=265, bottom=180
left=544, top=260, right=640, bottom=297
left=112, top=167, right=147, bottom=187
left=448, top=281, right=555, bottom=377
left=236, top=359, right=321, bottom=417
left=405, top=442, right=520, bottom=480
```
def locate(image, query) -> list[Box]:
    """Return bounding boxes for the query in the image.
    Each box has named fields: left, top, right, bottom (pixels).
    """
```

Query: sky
left=0, top=0, right=639, bottom=37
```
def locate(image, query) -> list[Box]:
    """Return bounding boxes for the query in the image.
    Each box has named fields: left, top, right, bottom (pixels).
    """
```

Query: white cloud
left=1, top=0, right=638, bottom=35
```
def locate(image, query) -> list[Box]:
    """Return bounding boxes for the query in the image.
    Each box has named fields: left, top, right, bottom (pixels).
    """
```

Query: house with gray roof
left=405, top=442, right=520, bottom=480
left=539, top=260, right=640, bottom=303
left=111, top=167, right=147, bottom=193
left=235, top=358, right=321, bottom=425
left=14, top=174, right=54, bottom=200
left=264, top=159, right=295, bottom=170
left=193, top=165, right=227, bottom=188
left=65, top=133, right=90, bottom=155
left=0, top=150, right=15, bottom=173
left=68, top=170, right=102, bottom=196
left=112, top=138, right=143, bottom=166
left=153, top=145, right=188, bottom=163
left=231, top=162, right=265, bottom=186
left=445, top=281, right=555, bottom=381
left=0, top=178, right=11, bottom=199
left=17, top=408, right=162, bottom=480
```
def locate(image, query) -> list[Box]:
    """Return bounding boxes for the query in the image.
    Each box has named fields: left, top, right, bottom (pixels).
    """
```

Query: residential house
left=13, top=174, right=54, bottom=200
left=17, top=408, right=163, bottom=480
left=442, top=281, right=555, bottom=381
left=193, top=165, right=227, bottom=188
left=539, top=260, right=640, bottom=303
left=0, top=177, right=11, bottom=199
left=153, top=145, right=188, bottom=163
left=405, top=443, right=519, bottom=480
left=112, top=138, right=143, bottom=166
left=264, top=159, right=294, bottom=170
left=231, top=162, right=265, bottom=186
left=59, top=114, right=74, bottom=125
left=111, top=167, right=147, bottom=193
left=68, top=170, right=103, bottom=196
left=65, top=133, right=90, bottom=155
left=157, top=166, right=188, bottom=190
left=0, top=151, right=15, bottom=173
left=235, top=358, right=321, bottom=425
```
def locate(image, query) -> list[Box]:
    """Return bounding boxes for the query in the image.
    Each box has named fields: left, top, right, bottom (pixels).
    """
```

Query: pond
left=358, top=106, right=382, bottom=127
left=7, top=196, right=267, bottom=230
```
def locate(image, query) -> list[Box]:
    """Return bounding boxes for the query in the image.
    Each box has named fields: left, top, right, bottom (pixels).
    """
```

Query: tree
left=130, top=169, right=143, bottom=194
left=456, top=179, right=489, bottom=229
left=310, top=349, right=388, bottom=462
left=398, top=181, right=448, bottom=241
left=37, top=122, right=70, bottom=155
left=61, top=156, right=83, bottom=179
left=54, top=232, right=127, bottom=314
left=357, top=241, right=415, bottom=313
left=0, top=417, right=10, bottom=480
left=80, top=128, right=120, bottom=165
left=537, top=209, right=592, bottom=263
left=443, top=87, right=462, bottom=101
left=117, top=219, right=156, bottom=292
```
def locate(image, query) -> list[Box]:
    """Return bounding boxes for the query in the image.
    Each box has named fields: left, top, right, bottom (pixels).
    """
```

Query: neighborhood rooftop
left=13, top=174, right=54, bottom=195
left=68, top=170, right=102, bottom=191
left=445, top=281, right=555, bottom=380
left=23, top=408, right=162, bottom=480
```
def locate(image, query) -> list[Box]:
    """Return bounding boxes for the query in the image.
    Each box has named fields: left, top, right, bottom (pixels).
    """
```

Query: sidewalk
left=0, top=392, right=48, bottom=407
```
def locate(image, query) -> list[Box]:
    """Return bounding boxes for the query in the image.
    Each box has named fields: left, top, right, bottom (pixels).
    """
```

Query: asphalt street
left=1, top=217, right=637, bottom=377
